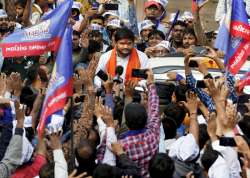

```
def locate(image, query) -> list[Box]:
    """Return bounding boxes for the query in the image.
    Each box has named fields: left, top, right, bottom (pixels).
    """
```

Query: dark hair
left=88, top=40, right=102, bottom=54
left=0, top=2, right=3, bottom=9
left=239, top=115, right=250, bottom=139
left=125, top=103, right=147, bottom=130
left=39, top=162, right=55, bottom=178
left=76, top=139, right=97, bottom=175
left=148, top=30, right=165, bottom=40
left=183, top=28, right=197, bottom=40
left=89, top=30, right=103, bottom=38
left=162, top=116, right=177, bottom=139
left=89, top=14, right=105, bottom=24
left=93, top=164, right=119, bottom=178
left=163, top=103, right=186, bottom=127
left=15, top=0, right=27, bottom=8
left=73, top=30, right=81, bottom=38
left=149, top=153, right=175, bottom=178
left=173, top=20, right=187, bottom=28
left=199, top=124, right=209, bottom=149
left=25, top=65, right=39, bottom=85
left=114, top=28, right=135, bottom=42
left=201, top=143, right=220, bottom=172
left=174, top=84, right=188, bottom=102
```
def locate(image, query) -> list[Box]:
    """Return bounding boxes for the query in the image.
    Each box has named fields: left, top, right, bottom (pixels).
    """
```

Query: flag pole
left=70, top=96, right=75, bottom=172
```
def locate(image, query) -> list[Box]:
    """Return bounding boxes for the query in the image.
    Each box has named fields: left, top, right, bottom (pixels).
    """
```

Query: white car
left=149, top=56, right=250, bottom=82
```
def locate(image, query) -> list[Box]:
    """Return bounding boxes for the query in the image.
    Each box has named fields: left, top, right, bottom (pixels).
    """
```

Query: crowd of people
left=0, top=0, right=250, bottom=178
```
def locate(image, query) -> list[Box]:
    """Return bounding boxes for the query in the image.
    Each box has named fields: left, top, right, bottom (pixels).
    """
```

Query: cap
left=181, top=11, right=194, bottom=20
left=107, top=19, right=121, bottom=28
left=144, top=1, right=161, bottom=10
left=145, top=0, right=168, bottom=10
left=155, top=40, right=170, bottom=51
left=0, top=9, right=7, bottom=18
left=102, top=11, right=120, bottom=18
left=139, top=20, right=155, bottom=33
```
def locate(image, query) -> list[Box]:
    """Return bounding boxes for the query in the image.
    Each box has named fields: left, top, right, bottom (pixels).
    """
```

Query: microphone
left=115, top=66, right=124, bottom=76
left=114, top=66, right=124, bottom=84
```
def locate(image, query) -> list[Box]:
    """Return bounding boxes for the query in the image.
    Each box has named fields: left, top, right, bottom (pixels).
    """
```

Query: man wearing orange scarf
left=94, top=28, right=149, bottom=87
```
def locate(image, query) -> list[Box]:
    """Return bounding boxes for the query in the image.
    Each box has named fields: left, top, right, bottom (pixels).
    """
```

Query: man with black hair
left=118, top=69, right=160, bottom=178
left=170, top=20, right=187, bottom=52
left=149, top=153, right=175, bottom=178
left=94, top=28, right=149, bottom=88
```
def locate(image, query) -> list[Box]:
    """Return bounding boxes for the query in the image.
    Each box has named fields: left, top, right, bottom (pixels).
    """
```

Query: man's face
left=145, top=5, right=163, bottom=20
left=172, top=25, right=185, bottom=43
left=183, top=34, right=196, bottom=49
left=72, top=34, right=80, bottom=50
left=15, top=4, right=24, bottom=17
left=116, top=39, right=134, bottom=57
left=90, top=19, right=104, bottom=27
left=148, top=34, right=163, bottom=47
left=89, top=34, right=103, bottom=44
left=141, top=27, right=153, bottom=41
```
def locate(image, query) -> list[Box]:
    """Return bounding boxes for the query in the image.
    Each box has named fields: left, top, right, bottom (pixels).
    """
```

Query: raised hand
left=48, top=131, right=63, bottom=150
left=102, top=106, right=114, bottom=127
left=94, top=97, right=104, bottom=118
left=181, top=91, right=198, bottom=114
left=103, top=75, right=114, bottom=94
left=14, top=100, right=25, bottom=128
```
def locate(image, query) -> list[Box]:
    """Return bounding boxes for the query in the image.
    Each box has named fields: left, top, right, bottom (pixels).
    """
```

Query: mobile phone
left=74, top=95, right=85, bottom=103
left=104, top=3, right=119, bottom=10
left=219, top=137, right=237, bottom=147
left=189, top=60, right=198, bottom=68
left=132, top=69, right=148, bottom=79
left=191, top=46, right=208, bottom=56
left=97, top=70, right=108, bottom=81
left=196, top=80, right=207, bottom=88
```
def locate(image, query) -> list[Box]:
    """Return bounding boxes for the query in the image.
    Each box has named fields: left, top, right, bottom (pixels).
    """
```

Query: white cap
left=181, top=11, right=194, bottom=20
left=243, top=85, right=250, bottom=94
left=72, top=1, right=82, bottom=11
left=139, top=20, right=155, bottom=33
left=155, top=40, right=170, bottom=51
left=107, top=19, right=121, bottom=28
left=90, top=23, right=103, bottom=31
left=103, top=11, right=119, bottom=18
left=0, top=9, right=7, bottom=18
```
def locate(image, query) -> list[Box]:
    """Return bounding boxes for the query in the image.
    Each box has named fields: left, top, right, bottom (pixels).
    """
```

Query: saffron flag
left=37, top=25, right=73, bottom=135
left=214, top=0, right=250, bottom=75
left=192, top=0, right=205, bottom=13
left=0, top=0, right=73, bottom=58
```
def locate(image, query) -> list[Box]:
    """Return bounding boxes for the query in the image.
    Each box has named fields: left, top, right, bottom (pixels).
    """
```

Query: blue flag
left=1, top=0, right=73, bottom=58
left=38, top=25, right=73, bottom=135
left=214, top=0, right=250, bottom=75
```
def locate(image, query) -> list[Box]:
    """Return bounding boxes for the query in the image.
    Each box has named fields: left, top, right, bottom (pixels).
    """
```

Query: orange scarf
left=106, top=48, right=141, bottom=82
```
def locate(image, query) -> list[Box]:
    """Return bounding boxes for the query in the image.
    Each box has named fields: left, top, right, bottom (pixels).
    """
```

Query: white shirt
left=97, top=117, right=117, bottom=166
left=94, top=49, right=149, bottom=88
left=53, top=149, right=68, bottom=178
left=208, top=155, right=230, bottom=178
left=212, top=140, right=241, bottom=178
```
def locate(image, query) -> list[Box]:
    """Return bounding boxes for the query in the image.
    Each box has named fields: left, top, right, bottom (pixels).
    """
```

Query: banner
left=238, top=69, right=250, bottom=91
left=37, top=26, right=73, bottom=135
left=214, top=0, right=250, bottom=75
left=0, top=0, right=73, bottom=58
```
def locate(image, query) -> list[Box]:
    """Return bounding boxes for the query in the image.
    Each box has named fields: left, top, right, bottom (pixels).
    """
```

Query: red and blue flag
left=214, top=0, right=250, bottom=75
left=192, top=0, right=205, bottom=12
left=37, top=25, right=73, bottom=135
left=0, top=0, right=73, bottom=58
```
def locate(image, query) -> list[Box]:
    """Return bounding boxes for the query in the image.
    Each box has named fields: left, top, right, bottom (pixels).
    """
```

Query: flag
left=214, top=0, right=250, bottom=75
left=0, top=0, right=73, bottom=58
left=37, top=25, right=73, bottom=135
left=238, top=69, right=250, bottom=91
left=192, top=0, right=205, bottom=13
